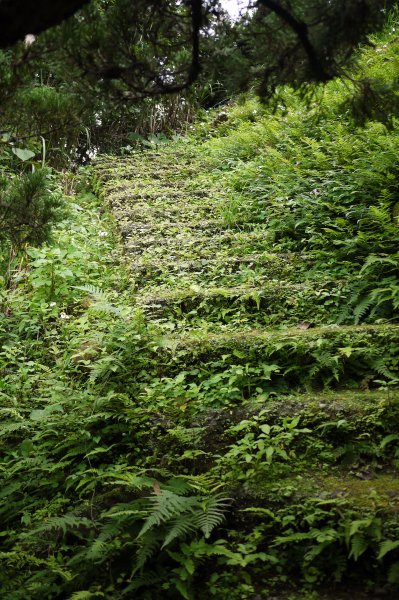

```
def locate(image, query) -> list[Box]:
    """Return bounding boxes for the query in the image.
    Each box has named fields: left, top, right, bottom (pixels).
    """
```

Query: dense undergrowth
left=1, top=15, right=399, bottom=600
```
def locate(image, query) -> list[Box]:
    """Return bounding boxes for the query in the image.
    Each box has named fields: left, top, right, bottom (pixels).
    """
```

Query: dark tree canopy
left=0, top=0, right=397, bottom=165
left=1, top=1, right=396, bottom=90
left=0, top=0, right=90, bottom=47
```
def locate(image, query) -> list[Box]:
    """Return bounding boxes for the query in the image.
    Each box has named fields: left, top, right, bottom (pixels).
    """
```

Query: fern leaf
left=388, top=561, right=399, bottom=584
left=377, top=539, right=399, bottom=560
left=73, top=284, right=121, bottom=315
left=73, top=284, right=108, bottom=301
left=353, top=294, right=374, bottom=324
left=161, top=513, right=197, bottom=548
left=195, top=494, right=230, bottom=539
left=137, top=490, right=197, bottom=538
left=70, top=592, right=105, bottom=600
left=120, top=570, right=162, bottom=593
left=23, top=514, right=92, bottom=537
left=134, top=534, right=162, bottom=572
left=349, top=533, right=368, bottom=561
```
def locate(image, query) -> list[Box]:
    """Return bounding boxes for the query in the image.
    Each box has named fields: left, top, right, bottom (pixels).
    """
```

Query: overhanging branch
left=256, top=0, right=330, bottom=81
left=0, top=0, right=90, bottom=47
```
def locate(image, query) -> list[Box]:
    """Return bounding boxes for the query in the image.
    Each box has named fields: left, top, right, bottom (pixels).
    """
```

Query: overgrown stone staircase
left=94, top=146, right=399, bottom=596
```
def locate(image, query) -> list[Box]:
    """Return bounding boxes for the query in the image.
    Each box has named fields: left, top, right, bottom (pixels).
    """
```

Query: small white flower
left=60, top=312, right=70, bottom=320
left=24, top=34, right=35, bottom=47
left=99, top=231, right=108, bottom=237
left=49, top=302, right=56, bottom=307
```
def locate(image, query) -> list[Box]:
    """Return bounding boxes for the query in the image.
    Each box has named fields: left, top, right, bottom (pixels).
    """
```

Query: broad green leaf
left=12, top=147, right=35, bottom=161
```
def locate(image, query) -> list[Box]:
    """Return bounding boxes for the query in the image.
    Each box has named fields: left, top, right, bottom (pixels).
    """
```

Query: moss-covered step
left=124, top=228, right=274, bottom=259
left=94, top=150, right=201, bottom=169
left=111, top=203, right=223, bottom=228
left=156, top=387, right=399, bottom=466
left=131, top=252, right=314, bottom=287
left=153, top=324, right=399, bottom=388
left=137, top=281, right=342, bottom=329
left=216, top=388, right=399, bottom=422
left=118, top=220, right=236, bottom=242
left=103, top=185, right=222, bottom=207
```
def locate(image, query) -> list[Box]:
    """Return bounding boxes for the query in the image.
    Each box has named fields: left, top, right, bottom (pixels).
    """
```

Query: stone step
left=155, top=324, right=399, bottom=388
left=132, top=252, right=313, bottom=286
left=106, top=186, right=218, bottom=204
left=125, top=228, right=273, bottom=259
left=138, top=281, right=340, bottom=328
left=112, top=201, right=220, bottom=225
left=94, top=157, right=203, bottom=182
left=173, top=322, right=398, bottom=350
left=295, top=473, right=399, bottom=509
left=120, top=220, right=264, bottom=243
left=235, top=388, right=397, bottom=419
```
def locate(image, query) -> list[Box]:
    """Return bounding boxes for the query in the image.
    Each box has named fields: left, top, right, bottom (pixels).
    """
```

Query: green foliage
left=0, top=170, right=63, bottom=250
left=1, top=19, right=399, bottom=600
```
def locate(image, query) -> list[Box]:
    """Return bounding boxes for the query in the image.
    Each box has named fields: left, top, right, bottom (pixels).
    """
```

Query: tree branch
left=0, top=0, right=90, bottom=47
left=256, top=0, right=330, bottom=81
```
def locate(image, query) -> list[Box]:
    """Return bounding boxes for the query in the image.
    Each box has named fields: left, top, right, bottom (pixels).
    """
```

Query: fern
left=195, top=493, right=230, bottom=539
left=348, top=532, right=368, bottom=561
left=120, top=569, right=162, bottom=594
left=23, top=514, right=93, bottom=537
left=359, top=254, right=399, bottom=274
left=377, top=539, right=399, bottom=560
left=73, top=284, right=109, bottom=302
left=388, top=561, right=399, bottom=584
left=0, top=422, right=29, bottom=437
left=85, top=521, right=122, bottom=562
left=70, top=592, right=105, bottom=600
left=373, top=356, right=398, bottom=380
left=161, top=512, right=198, bottom=548
left=134, top=534, right=163, bottom=573
left=137, top=490, right=198, bottom=538
left=73, top=284, right=122, bottom=315
left=134, top=486, right=229, bottom=570
left=353, top=294, right=375, bottom=324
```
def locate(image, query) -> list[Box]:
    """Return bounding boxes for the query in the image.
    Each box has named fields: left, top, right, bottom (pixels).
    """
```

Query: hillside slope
left=92, top=117, right=399, bottom=596
left=1, top=15, right=399, bottom=600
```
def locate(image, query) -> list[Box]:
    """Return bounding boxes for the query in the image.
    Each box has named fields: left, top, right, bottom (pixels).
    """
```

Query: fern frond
left=121, top=569, right=162, bottom=593
left=373, top=357, right=397, bottom=380
left=163, top=477, right=196, bottom=495
left=0, top=422, right=29, bottom=437
left=162, top=512, right=198, bottom=548
left=73, top=284, right=122, bottom=315
left=377, top=539, right=399, bottom=560
left=353, top=294, right=374, bottom=324
left=134, top=534, right=162, bottom=572
left=348, top=532, right=368, bottom=561
left=195, top=494, right=230, bottom=539
left=137, top=490, right=197, bottom=538
left=388, top=561, right=399, bottom=584
left=85, top=538, right=109, bottom=562
left=105, top=472, right=155, bottom=491
left=70, top=591, right=105, bottom=600
left=23, top=514, right=93, bottom=538
left=73, top=284, right=108, bottom=302
left=360, top=254, right=398, bottom=274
